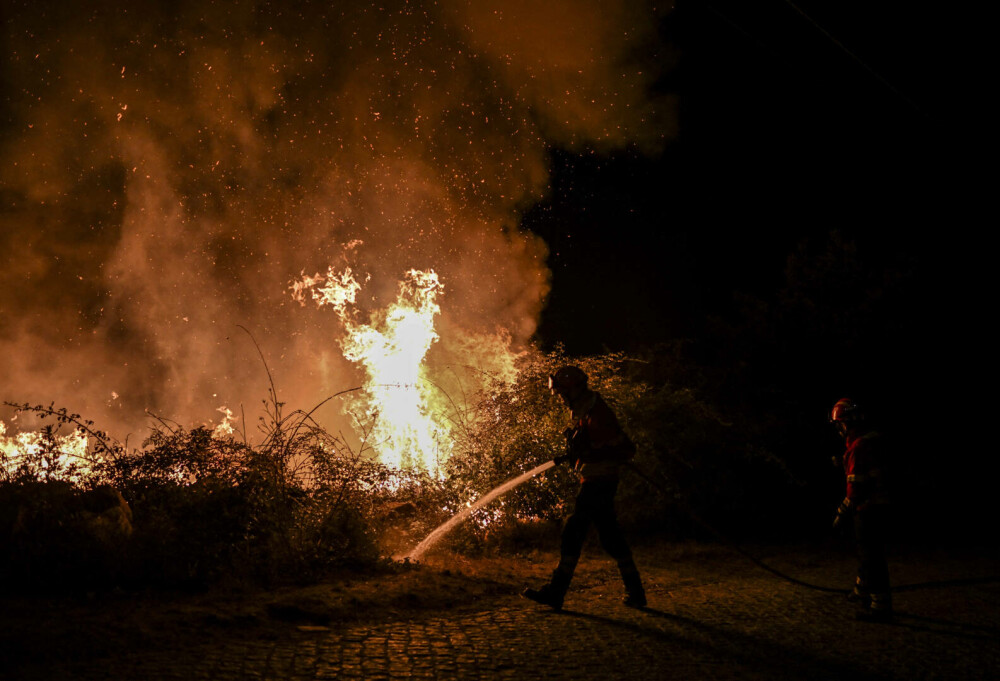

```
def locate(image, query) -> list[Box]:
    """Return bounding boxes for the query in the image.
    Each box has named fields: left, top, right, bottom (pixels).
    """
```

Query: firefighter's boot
left=620, top=561, right=647, bottom=608
left=846, top=578, right=871, bottom=607
left=523, top=569, right=571, bottom=611
left=856, top=591, right=893, bottom=623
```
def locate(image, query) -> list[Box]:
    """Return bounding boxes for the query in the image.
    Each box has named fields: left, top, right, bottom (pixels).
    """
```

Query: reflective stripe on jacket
left=843, top=431, right=889, bottom=510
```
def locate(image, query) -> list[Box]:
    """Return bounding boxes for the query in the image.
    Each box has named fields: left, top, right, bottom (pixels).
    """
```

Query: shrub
left=412, top=345, right=806, bottom=554
left=0, top=395, right=395, bottom=590
left=1, top=343, right=810, bottom=589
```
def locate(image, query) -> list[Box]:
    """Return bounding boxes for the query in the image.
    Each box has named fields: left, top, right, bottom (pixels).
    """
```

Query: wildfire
left=212, top=406, right=238, bottom=439
left=0, top=419, right=90, bottom=482
left=297, top=266, right=451, bottom=475
left=1, top=405, right=238, bottom=484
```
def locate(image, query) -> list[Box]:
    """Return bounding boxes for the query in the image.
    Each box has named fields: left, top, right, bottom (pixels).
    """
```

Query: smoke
left=0, top=0, right=670, bottom=439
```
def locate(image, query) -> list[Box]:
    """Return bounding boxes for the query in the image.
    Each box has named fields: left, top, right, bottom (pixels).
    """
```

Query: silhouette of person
left=830, top=398, right=892, bottom=622
left=523, top=365, right=645, bottom=610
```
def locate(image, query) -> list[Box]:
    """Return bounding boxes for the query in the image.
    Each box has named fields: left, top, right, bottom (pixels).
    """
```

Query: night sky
left=532, top=1, right=984, bottom=412
left=533, top=0, right=976, bottom=350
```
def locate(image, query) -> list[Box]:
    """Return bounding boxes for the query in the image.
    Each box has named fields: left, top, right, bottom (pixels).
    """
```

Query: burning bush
left=1, top=344, right=802, bottom=590
left=0, top=396, right=405, bottom=590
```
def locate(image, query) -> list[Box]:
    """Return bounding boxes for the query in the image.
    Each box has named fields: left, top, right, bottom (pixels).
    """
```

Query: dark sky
left=532, top=0, right=979, bottom=355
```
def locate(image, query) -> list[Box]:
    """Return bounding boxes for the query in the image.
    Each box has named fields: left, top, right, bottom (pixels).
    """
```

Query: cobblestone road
left=6, top=545, right=999, bottom=681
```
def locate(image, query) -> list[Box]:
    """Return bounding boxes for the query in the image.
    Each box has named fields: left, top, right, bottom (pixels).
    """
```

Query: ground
left=2, top=539, right=998, bottom=680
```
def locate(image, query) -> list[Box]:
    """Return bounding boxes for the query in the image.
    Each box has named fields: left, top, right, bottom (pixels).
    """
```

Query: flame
left=2, top=404, right=236, bottom=483
left=212, top=406, right=237, bottom=439
left=1, top=419, right=90, bottom=482
left=300, top=267, right=450, bottom=475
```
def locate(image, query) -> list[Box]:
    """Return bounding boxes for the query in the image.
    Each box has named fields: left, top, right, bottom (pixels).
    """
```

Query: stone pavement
left=5, top=544, right=999, bottom=681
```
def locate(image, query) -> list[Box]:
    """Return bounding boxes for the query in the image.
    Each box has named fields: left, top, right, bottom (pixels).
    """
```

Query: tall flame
left=299, top=266, right=450, bottom=474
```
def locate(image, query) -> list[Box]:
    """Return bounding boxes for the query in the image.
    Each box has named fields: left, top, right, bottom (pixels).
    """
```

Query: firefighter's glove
left=832, top=498, right=852, bottom=532
left=551, top=427, right=578, bottom=465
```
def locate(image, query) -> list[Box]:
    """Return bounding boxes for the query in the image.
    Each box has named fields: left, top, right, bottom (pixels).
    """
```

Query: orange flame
left=299, top=266, right=451, bottom=475
left=0, top=419, right=90, bottom=482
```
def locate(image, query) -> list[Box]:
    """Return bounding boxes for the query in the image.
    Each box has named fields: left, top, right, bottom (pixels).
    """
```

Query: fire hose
left=407, top=455, right=845, bottom=594
left=620, top=460, right=850, bottom=594
left=556, top=429, right=848, bottom=593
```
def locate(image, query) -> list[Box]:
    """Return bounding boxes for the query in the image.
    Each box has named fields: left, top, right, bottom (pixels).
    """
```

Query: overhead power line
left=778, top=0, right=926, bottom=118
left=700, top=0, right=927, bottom=120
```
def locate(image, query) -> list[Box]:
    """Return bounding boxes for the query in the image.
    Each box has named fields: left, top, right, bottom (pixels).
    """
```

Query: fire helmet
left=548, top=365, right=588, bottom=394
left=829, top=398, right=863, bottom=424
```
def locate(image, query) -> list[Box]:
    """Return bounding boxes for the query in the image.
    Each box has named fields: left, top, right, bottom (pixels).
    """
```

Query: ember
left=0, top=1, right=658, bottom=446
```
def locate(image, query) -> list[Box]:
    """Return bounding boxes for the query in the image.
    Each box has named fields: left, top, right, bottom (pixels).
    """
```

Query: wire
left=702, top=0, right=927, bottom=119
left=702, top=1, right=781, bottom=60
left=778, top=0, right=926, bottom=117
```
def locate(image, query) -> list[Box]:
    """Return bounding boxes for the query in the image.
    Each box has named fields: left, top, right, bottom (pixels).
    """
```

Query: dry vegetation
left=1, top=348, right=799, bottom=595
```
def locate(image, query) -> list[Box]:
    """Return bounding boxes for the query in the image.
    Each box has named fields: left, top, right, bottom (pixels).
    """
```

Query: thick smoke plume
left=0, top=0, right=668, bottom=440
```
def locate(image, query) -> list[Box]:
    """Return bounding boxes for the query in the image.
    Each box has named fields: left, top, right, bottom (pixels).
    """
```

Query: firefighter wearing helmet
left=829, top=398, right=892, bottom=622
left=522, top=365, right=646, bottom=610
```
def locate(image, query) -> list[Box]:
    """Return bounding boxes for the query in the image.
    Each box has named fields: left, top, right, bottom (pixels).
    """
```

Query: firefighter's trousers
left=854, top=504, right=890, bottom=596
left=556, top=478, right=637, bottom=580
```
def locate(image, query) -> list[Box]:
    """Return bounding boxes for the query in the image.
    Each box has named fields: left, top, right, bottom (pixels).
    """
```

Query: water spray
left=402, top=459, right=557, bottom=562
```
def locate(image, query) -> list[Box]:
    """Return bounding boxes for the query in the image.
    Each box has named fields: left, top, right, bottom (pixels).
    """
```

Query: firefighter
left=523, top=365, right=646, bottom=611
left=829, top=397, right=892, bottom=622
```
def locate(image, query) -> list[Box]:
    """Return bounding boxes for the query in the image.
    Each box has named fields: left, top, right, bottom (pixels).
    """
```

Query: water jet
left=402, top=460, right=557, bottom=562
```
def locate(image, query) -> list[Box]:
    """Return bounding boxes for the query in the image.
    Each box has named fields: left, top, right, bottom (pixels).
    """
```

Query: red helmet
left=829, top=398, right=863, bottom=423
left=548, top=365, right=588, bottom=394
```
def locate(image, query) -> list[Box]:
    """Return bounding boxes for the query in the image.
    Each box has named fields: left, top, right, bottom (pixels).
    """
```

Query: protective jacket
left=842, top=431, right=889, bottom=511
left=566, top=390, right=635, bottom=482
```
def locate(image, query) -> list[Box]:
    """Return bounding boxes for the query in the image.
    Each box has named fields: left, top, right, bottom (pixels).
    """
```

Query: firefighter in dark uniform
left=523, top=365, right=646, bottom=611
left=830, top=398, right=892, bottom=622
